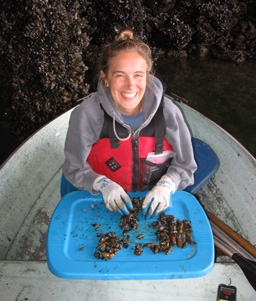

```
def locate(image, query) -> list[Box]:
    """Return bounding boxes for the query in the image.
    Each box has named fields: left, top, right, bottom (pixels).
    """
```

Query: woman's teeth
left=121, top=92, right=136, bottom=98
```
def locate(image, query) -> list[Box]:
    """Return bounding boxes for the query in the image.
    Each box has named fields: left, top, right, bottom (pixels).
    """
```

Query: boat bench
left=184, top=137, right=220, bottom=194
left=60, top=137, right=220, bottom=198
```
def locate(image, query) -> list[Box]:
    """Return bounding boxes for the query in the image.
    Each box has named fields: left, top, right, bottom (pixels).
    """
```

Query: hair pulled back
left=100, top=29, right=153, bottom=75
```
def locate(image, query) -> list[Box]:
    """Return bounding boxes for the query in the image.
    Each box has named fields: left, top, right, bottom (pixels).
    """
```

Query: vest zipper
left=132, top=138, right=139, bottom=191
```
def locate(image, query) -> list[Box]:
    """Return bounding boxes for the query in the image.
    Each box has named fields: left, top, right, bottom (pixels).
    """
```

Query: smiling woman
left=100, top=51, right=147, bottom=115
left=62, top=29, right=197, bottom=218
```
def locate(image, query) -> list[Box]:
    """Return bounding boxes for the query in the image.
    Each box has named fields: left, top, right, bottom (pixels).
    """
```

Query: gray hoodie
left=63, top=74, right=197, bottom=193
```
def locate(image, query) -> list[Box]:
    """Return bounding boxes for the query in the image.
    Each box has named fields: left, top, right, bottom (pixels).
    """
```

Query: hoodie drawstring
left=112, top=112, right=131, bottom=141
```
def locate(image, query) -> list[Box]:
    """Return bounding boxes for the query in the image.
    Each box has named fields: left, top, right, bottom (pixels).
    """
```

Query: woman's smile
left=121, top=92, right=137, bottom=99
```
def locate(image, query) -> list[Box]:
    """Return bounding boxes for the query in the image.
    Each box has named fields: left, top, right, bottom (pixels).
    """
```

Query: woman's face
left=101, top=51, right=148, bottom=115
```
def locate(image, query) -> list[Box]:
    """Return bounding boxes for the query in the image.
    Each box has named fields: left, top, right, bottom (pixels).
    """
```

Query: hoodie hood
left=97, top=74, right=164, bottom=127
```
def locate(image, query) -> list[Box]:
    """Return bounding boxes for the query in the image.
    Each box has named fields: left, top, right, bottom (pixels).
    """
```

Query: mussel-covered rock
left=1, top=0, right=255, bottom=153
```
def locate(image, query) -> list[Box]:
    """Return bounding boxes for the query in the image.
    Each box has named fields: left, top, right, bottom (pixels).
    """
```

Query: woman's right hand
left=93, top=176, right=133, bottom=215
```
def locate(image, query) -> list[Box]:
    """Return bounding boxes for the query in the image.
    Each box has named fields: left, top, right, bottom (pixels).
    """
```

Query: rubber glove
left=142, top=175, right=176, bottom=217
left=93, top=176, right=133, bottom=215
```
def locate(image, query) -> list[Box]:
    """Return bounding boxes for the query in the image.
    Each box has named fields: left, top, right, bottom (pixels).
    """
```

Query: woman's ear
left=100, top=70, right=109, bottom=87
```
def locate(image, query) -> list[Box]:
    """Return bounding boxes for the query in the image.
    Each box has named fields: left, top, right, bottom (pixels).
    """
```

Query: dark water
left=155, top=57, right=256, bottom=158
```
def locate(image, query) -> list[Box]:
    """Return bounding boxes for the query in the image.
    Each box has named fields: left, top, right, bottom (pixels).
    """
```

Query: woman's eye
left=135, top=74, right=144, bottom=78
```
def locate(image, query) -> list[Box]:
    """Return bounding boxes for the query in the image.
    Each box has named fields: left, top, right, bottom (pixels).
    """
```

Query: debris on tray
left=136, top=234, right=145, bottom=239
left=92, top=223, right=100, bottom=227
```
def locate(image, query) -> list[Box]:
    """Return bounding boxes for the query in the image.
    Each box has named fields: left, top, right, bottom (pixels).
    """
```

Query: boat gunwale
left=1, top=95, right=255, bottom=170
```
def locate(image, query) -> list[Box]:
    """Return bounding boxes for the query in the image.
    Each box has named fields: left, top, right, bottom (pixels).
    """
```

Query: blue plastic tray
left=47, top=190, right=214, bottom=280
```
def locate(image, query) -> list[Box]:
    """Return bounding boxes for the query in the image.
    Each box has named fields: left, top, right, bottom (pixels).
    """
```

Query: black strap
left=154, top=93, right=165, bottom=154
left=99, top=104, right=120, bottom=148
left=106, top=113, right=120, bottom=149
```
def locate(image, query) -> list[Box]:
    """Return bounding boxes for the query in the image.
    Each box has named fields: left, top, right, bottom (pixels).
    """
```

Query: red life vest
left=87, top=101, right=173, bottom=192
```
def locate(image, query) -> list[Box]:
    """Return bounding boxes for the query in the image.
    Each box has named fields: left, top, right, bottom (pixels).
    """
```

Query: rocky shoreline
left=0, top=0, right=255, bottom=152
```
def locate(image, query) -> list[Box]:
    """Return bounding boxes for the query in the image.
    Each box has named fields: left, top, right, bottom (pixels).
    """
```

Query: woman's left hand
left=142, top=175, right=176, bottom=217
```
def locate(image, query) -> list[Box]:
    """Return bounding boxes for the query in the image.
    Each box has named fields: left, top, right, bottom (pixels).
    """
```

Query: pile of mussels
left=94, top=197, right=197, bottom=260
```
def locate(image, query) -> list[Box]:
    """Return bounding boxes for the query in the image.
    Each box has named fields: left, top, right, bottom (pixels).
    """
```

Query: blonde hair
left=100, top=29, right=153, bottom=75
left=115, top=29, right=134, bottom=41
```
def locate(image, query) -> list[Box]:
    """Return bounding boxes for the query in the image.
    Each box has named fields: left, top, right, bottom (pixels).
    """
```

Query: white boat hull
left=0, top=261, right=254, bottom=300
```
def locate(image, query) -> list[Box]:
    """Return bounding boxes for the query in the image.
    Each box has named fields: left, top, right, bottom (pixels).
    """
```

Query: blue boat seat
left=185, top=137, right=220, bottom=194
left=60, top=173, right=79, bottom=198
left=60, top=137, right=220, bottom=197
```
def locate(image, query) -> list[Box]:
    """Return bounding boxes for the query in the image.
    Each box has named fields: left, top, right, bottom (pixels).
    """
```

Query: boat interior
left=1, top=100, right=255, bottom=263
left=0, top=100, right=255, bottom=299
